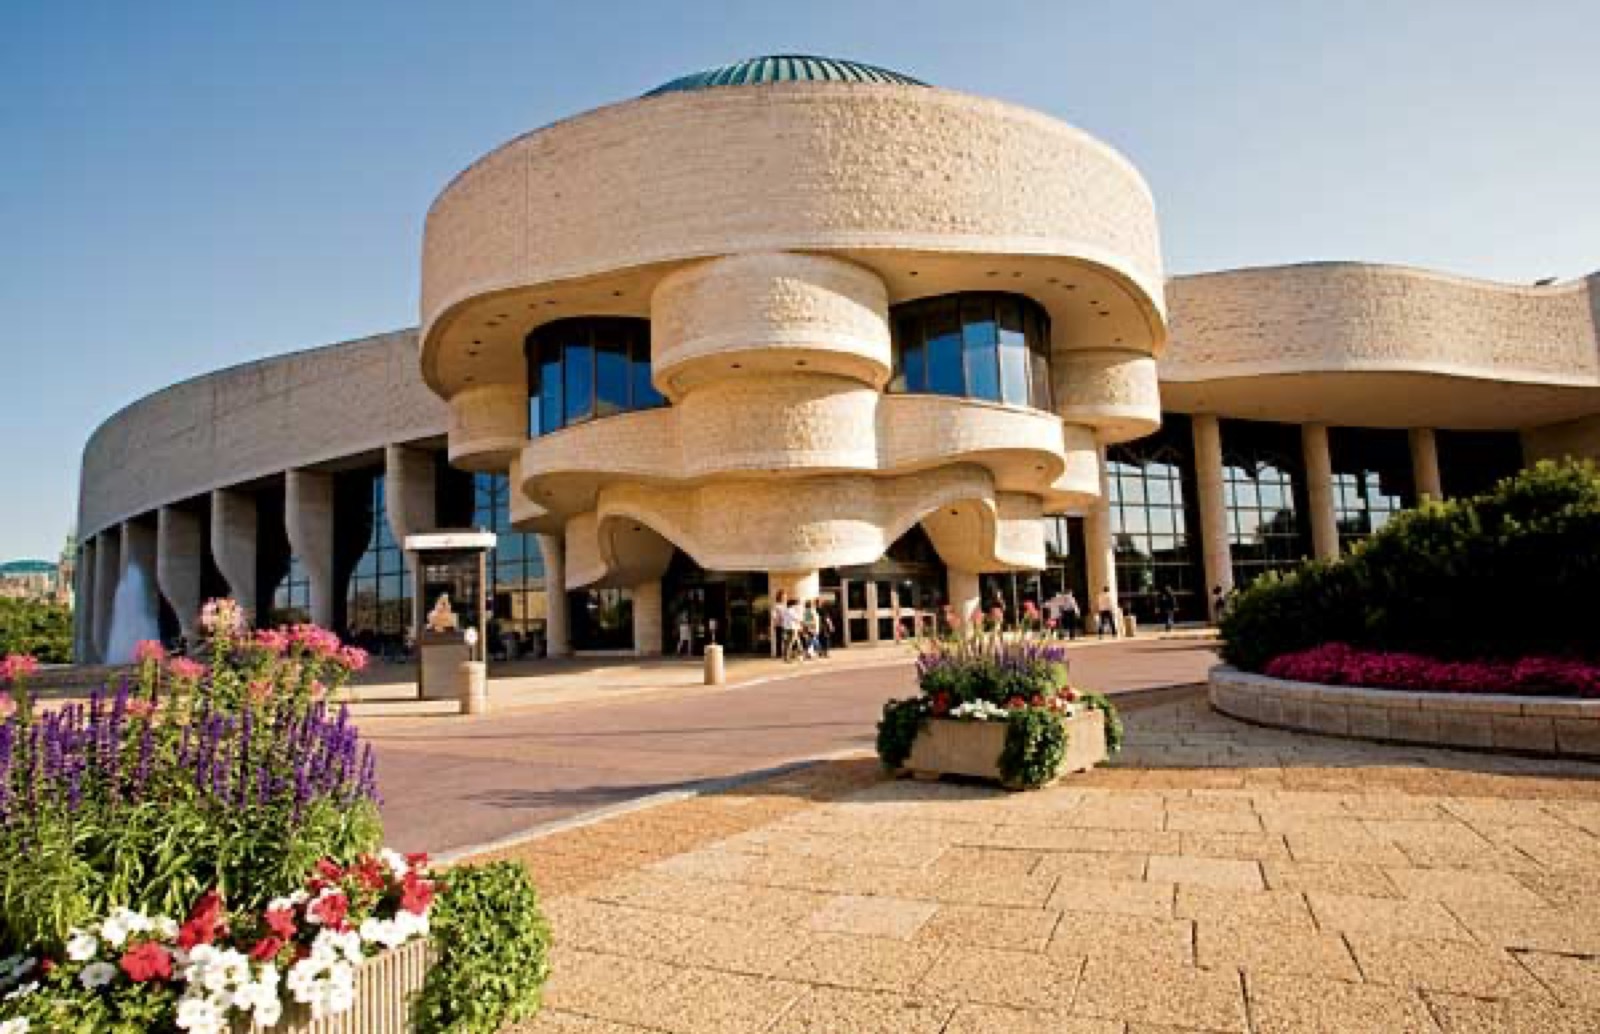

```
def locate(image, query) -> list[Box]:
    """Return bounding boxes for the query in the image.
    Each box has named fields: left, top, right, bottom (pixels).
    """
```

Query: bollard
left=1122, top=614, right=1138, bottom=639
left=457, top=660, right=488, bottom=714
left=703, top=644, right=726, bottom=686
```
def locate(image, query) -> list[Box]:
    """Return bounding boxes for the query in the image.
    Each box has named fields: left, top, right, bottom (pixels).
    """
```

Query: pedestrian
left=803, top=600, right=821, bottom=658
left=1159, top=585, right=1178, bottom=633
left=1061, top=589, right=1082, bottom=641
left=818, top=605, right=834, bottom=657
left=770, top=590, right=787, bottom=657
left=676, top=613, right=693, bottom=656
left=1210, top=585, right=1227, bottom=624
left=1096, top=585, right=1117, bottom=639
left=786, top=598, right=808, bottom=661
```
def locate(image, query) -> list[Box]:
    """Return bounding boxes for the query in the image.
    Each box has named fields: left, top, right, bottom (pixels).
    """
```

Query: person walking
left=1061, top=589, right=1082, bottom=641
left=676, top=613, right=694, bottom=656
left=817, top=604, right=834, bottom=657
left=1096, top=586, right=1117, bottom=639
left=1210, top=585, right=1227, bottom=625
left=1159, top=585, right=1178, bottom=633
left=786, top=598, right=809, bottom=662
left=770, top=590, right=787, bottom=657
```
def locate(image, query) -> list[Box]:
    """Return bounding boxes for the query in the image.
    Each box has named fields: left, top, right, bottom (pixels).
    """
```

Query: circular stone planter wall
left=1209, top=665, right=1600, bottom=759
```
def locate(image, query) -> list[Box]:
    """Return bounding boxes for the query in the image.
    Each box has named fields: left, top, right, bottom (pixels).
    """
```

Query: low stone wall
left=1209, top=665, right=1600, bottom=759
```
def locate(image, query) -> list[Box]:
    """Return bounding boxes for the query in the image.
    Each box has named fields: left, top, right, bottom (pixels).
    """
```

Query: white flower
left=65, top=929, right=99, bottom=962
left=154, top=916, right=181, bottom=940
left=267, top=890, right=308, bottom=913
left=79, top=961, right=118, bottom=989
left=175, top=994, right=226, bottom=1034
left=380, top=848, right=408, bottom=879
left=0, top=1017, right=31, bottom=1033
left=98, top=913, right=131, bottom=948
left=950, top=700, right=1010, bottom=721
left=3, top=981, right=39, bottom=1002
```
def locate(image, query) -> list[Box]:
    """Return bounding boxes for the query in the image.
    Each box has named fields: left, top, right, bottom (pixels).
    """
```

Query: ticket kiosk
left=404, top=531, right=495, bottom=701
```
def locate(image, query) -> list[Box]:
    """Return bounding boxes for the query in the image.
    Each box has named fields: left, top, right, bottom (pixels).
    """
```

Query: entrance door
left=840, top=575, right=941, bottom=646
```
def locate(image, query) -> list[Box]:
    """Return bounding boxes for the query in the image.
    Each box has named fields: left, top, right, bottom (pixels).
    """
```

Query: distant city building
left=0, top=556, right=71, bottom=606
left=73, top=54, right=1600, bottom=664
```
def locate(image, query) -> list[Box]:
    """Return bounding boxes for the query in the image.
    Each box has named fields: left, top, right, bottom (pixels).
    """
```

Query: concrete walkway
left=370, top=635, right=1218, bottom=853
left=489, top=690, right=1600, bottom=1034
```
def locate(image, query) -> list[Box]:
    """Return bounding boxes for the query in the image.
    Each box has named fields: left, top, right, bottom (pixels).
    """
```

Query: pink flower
left=336, top=645, right=369, bottom=672
left=287, top=624, right=342, bottom=658
left=166, top=658, right=207, bottom=682
left=0, top=654, right=40, bottom=685
left=1263, top=644, right=1600, bottom=699
left=125, top=699, right=158, bottom=719
left=0, top=692, right=14, bottom=719
left=253, top=628, right=289, bottom=655
left=247, top=679, right=274, bottom=703
left=134, top=640, right=166, bottom=664
left=199, top=598, right=245, bottom=637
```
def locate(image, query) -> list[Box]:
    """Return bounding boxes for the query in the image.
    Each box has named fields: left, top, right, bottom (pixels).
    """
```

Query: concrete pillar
left=1301, top=424, right=1339, bottom=561
left=1084, top=445, right=1120, bottom=632
left=538, top=534, right=571, bottom=657
left=1191, top=414, right=1234, bottom=615
left=632, top=579, right=663, bottom=656
left=1409, top=427, right=1443, bottom=501
left=77, top=538, right=97, bottom=663
left=156, top=506, right=203, bottom=642
left=385, top=445, right=437, bottom=633
left=92, top=530, right=119, bottom=662
left=120, top=519, right=160, bottom=654
left=947, top=568, right=981, bottom=630
left=285, top=470, right=336, bottom=630
left=211, top=489, right=258, bottom=621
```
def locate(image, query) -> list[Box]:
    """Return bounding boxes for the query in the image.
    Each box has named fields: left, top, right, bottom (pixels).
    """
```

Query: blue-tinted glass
left=960, top=297, right=1000, bottom=401
left=539, top=348, right=562, bottom=435
left=924, top=304, right=964, bottom=396
left=564, top=340, right=593, bottom=423
left=595, top=326, right=629, bottom=416
left=1028, top=308, right=1052, bottom=409
left=903, top=332, right=925, bottom=391
left=630, top=330, right=664, bottom=408
left=996, top=299, right=1029, bottom=405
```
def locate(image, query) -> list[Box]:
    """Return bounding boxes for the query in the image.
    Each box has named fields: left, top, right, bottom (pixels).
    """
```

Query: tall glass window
left=1329, top=428, right=1413, bottom=551
left=270, top=556, right=311, bottom=626
left=1221, top=420, right=1310, bottom=588
left=344, top=475, right=410, bottom=651
left=527, top=318, right=662, bottom=436
left=1107, top=425, right=1203, bottom=621
left=472, top=473, right=548, bottom=655
left=889, top=293, right=1053, bottom=410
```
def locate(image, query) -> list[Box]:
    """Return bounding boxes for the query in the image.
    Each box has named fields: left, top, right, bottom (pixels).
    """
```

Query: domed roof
left=644, top=55, right=924, bottom=97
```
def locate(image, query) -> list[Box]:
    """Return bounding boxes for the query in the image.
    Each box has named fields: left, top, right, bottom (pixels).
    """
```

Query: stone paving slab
left=498, top=692, right=1600, bottom=1033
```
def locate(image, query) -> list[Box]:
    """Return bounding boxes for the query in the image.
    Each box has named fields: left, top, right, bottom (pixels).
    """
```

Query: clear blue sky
left=3, top=0, right=1597, bottom=561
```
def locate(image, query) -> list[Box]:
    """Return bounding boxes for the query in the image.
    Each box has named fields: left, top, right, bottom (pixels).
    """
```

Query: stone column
left=384, top=445, right=437, bottom=633
left=632, top=579, right=663, bottom=656
left=538, top=534, right=571, bottom=657
left=1301, top=424, right=1339, bottom=561
left=947, top=568, right=981, bottom=630
left=156, top=506, right=203, bottom=642
left=211, top=489, right=258, bottom=620
left=1191, top=414, right=1234, bottom=617
left=92, top=530, right=119, bottom=663
left=285, top=470, right=336, bottom=630
left=1409, top=427, right=1443, bottom=501
left=120, top=519, right=160, bottom=658
left=1084, top=445, right=1120, bottom=633
left=77, top=538, right=97, bottom=663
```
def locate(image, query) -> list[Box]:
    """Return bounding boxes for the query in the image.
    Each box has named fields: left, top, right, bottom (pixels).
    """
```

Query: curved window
left=889, top=293, right=1053, bottom=409
left=527, top=318, right=664, bottom=436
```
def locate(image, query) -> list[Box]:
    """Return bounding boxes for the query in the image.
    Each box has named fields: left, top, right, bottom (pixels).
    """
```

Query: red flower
left=1029, top=694, right=1045, bottom=707
left=315, top=858, right=344, bottom=882
left=264, top=907, right=296, bottom=940
left=120, top=942, right=172, bottom=983
left=178, top=890, right=225, bottom=950
left=308, top=891, right=350, bottom=931
left=400, top=872, right=435, bottom=915
left=929, top=691, right=951, bottom=717
left=248, top=936, right=285, bottom=963
left=1005, top=696, right=1026, bottom=710
left=405, top=852, right=430, bottom=871
left=354, top=856, right=387, bottom=892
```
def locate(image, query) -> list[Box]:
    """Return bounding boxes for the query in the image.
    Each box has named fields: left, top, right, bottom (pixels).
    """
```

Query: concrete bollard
left=458, top=661, right=488, bottom=714
left=1122, top=614, right=1138, bottom=639
left=704, top=644, right=725, bottom=685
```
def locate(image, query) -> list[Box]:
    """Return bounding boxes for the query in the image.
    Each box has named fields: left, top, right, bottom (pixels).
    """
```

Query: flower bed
left=876, top=628, right=1121, bottom=789
left=1264, top=643, right=1600, bottom=699
left=0, top=599, right=550, bottom=1034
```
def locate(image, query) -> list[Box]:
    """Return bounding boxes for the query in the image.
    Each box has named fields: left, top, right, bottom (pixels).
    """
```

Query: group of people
left=771, top=592, right=835, bottom=662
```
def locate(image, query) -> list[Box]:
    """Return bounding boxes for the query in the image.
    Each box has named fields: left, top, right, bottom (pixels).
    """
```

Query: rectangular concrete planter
left=233, top=937, right=432, bottom=1033
left=906, top=710, right=1107, bottom=788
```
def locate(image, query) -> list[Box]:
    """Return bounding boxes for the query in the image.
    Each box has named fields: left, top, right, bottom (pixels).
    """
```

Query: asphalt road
left=367, top=636, right=1219, bottom=854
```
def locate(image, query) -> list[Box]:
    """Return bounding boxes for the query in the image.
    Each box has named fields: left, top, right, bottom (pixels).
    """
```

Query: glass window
left=538, top=347, right=562, bottom=436
left=996, top=299, right=1030, bottom=406
left=960, top=296, right=1001, bottom=401
left=1106, top=422, right=1203, bottom=621
left=1329, top=428, right=1413, bottom=552
left=595, top=325, right=629, bottom=417
left=924, top=303, right=964, bottom=396
left=889, top=292, right=1053, bottom=410
left=528, top=318, right=661, bottom=437
left=471, top=473, right=548, bottom=643
left=564, top=338, right=593, bottom=424
left=1221, top=420, right=1310, bottom=589
left=630, top=333, right=664, bottom=409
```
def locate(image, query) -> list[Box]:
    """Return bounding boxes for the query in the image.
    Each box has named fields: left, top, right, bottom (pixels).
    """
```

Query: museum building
left=73, top=56, right=1600, bottom=663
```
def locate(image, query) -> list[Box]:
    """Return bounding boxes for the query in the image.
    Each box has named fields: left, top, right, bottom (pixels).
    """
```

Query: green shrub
left=875, top=697, right=926, bottom=770
left=1080, top=691, right=1125, bottom=754
left=0, top=597, right=71, bottom=663
left=1221, top=460, right=1600, bottom=671
left=998, top=709, right=1067, bottom=788
left=416, top=861, right=552, bottom=1034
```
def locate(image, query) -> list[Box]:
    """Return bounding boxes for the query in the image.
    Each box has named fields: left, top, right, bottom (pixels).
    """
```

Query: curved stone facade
left=70, top=58, right=1600, bottom=665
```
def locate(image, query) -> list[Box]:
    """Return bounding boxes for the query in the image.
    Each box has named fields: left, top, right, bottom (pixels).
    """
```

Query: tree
left=0, top=597, right=73, bottom=663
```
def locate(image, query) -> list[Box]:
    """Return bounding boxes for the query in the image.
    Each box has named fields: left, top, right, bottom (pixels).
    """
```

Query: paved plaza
left=472, top=689, right=1600, bottom=1034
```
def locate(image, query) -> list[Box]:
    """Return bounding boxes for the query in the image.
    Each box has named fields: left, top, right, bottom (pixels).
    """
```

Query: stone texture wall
left=78, top=329, right=445, bottom=539
left=1165, top=264, right=1600, bottom=386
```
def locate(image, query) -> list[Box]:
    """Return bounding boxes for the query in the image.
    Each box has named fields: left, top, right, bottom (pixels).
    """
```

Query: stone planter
left=233, top=937, right=432, bottom=1033
left=905, top=710, right=1107, bottom=788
